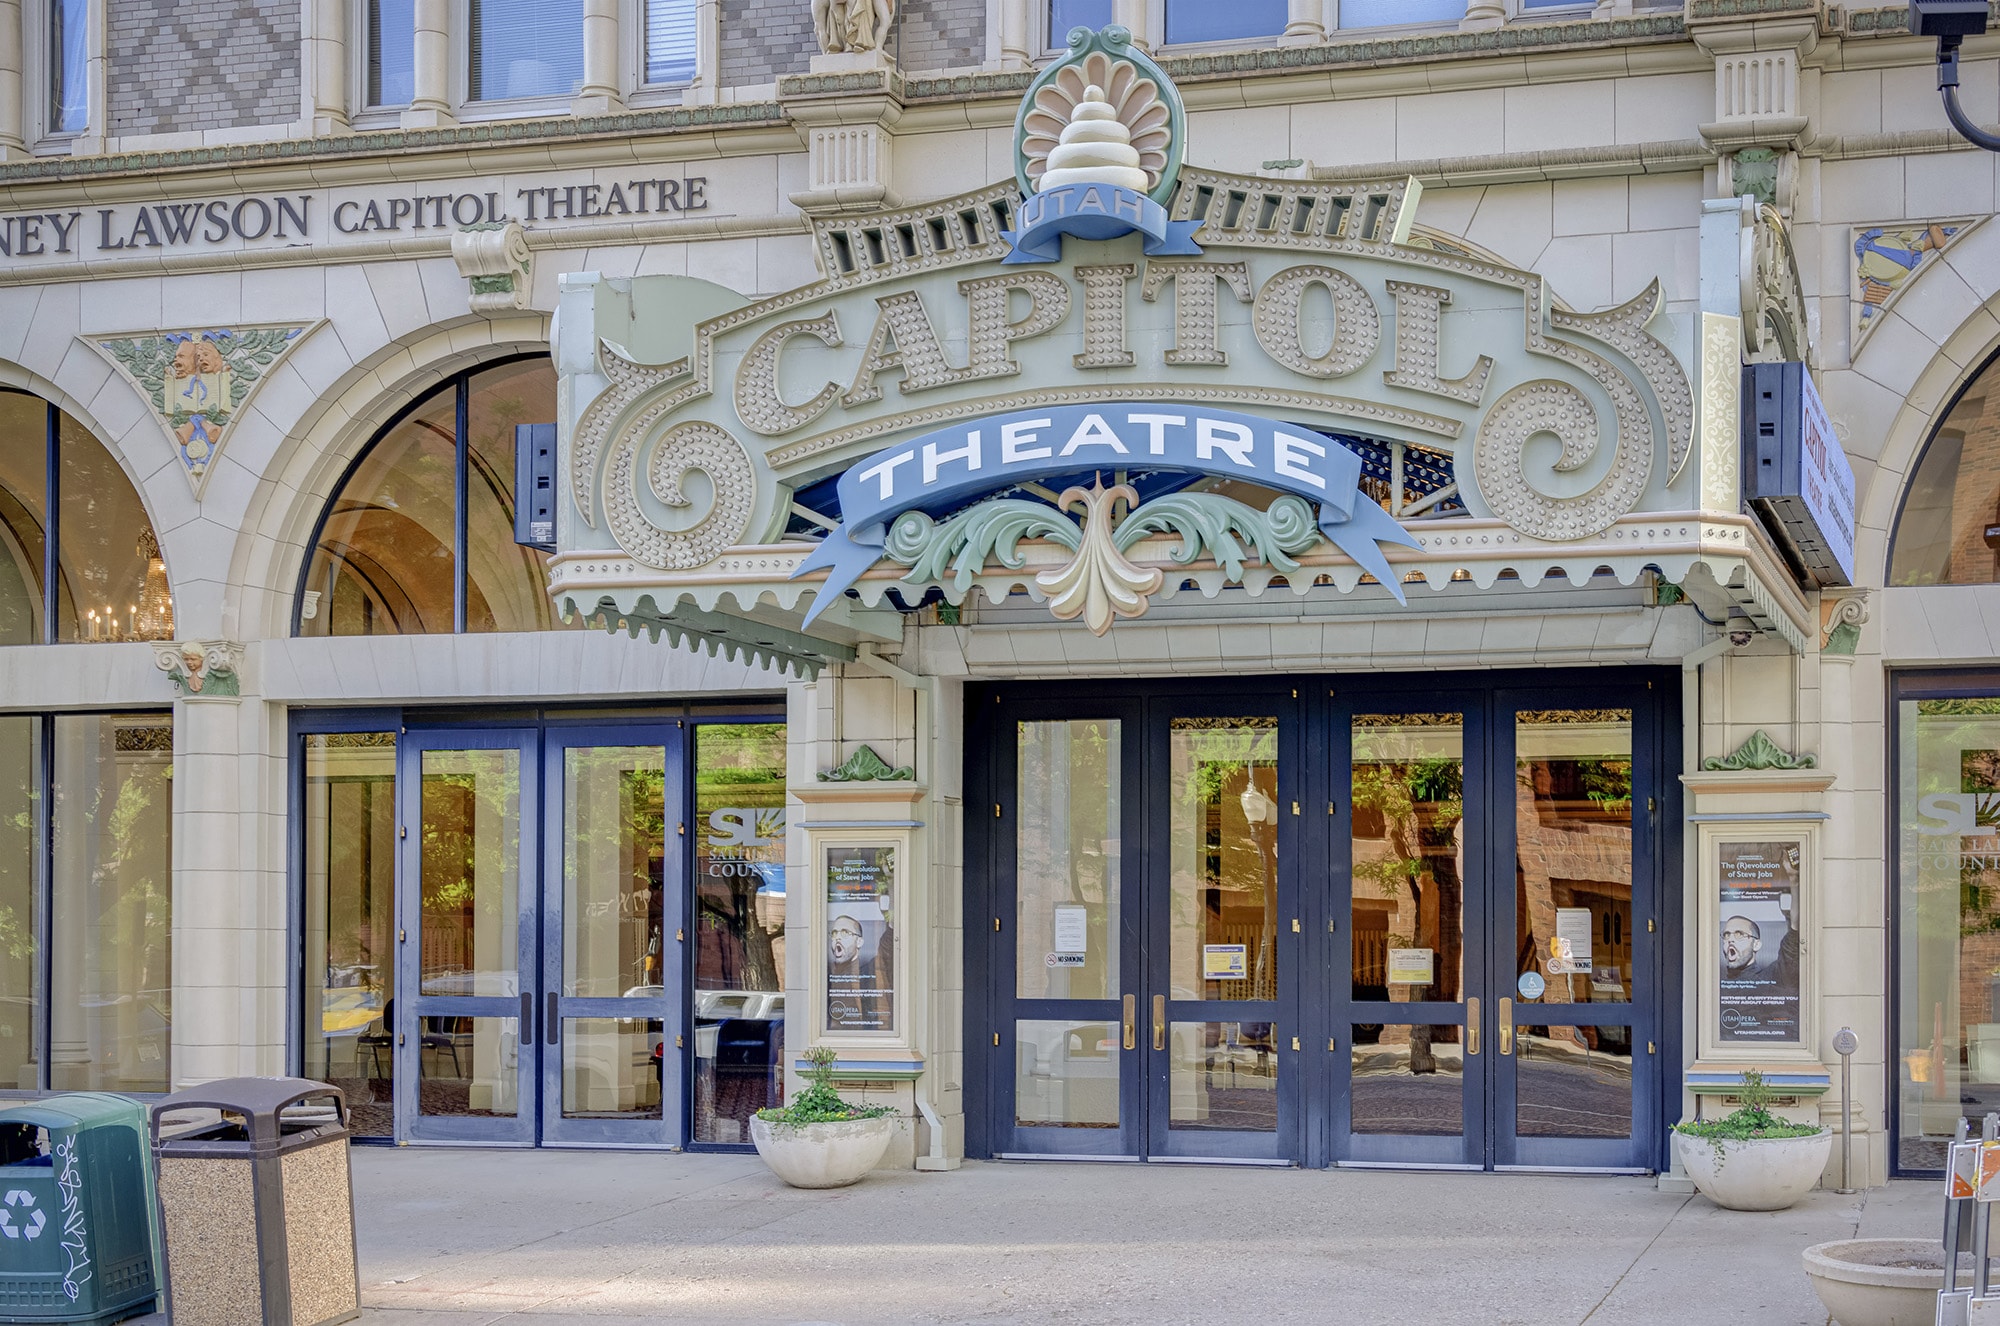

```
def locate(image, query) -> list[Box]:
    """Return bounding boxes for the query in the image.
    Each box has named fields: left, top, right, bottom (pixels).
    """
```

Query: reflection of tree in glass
left=696, top=724, right=786, bottom=996
left=1352, top=745, right=1461, bottom=1073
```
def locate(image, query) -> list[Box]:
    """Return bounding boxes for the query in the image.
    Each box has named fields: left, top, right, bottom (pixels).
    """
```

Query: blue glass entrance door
left=994, top=703, right=1143, bottom=1157
left=396, top=729, right=539, bottom=1144
left=1145, top=704, right=1298, bottom=1162
left=1336, top=698, right=1490, bottom=1167
left=1489, top=696, right=1658, bottom=1171
left=539, top=727, right=683, bottom=1147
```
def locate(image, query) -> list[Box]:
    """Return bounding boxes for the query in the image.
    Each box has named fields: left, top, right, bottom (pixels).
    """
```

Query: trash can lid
left=150, top=1077, right=346, bottom=1143
left=0, top=1092, right=148, bottom=1132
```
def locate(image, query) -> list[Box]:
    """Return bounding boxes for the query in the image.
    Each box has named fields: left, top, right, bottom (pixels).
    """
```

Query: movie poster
left=825, top=844, right=896, bottom=1033
left=1717, top=839, right=1801, bottom=1044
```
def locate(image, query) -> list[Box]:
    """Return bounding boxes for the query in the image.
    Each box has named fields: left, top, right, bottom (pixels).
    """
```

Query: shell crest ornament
left=1002, top=25, right=1199, bottom=265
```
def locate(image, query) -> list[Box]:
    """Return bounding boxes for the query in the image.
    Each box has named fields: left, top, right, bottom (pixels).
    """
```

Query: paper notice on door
left=1553, top=908, right=1595, bottom=975
left=1386, top=948, right=1435, bottom=985
left=1203, top=944, right=1247, bottom=980
left=1053, top=904, right=1088, bottom=954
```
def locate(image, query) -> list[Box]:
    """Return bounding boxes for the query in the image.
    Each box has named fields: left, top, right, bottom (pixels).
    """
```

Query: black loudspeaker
left=514, top=422, right=558, bottom=550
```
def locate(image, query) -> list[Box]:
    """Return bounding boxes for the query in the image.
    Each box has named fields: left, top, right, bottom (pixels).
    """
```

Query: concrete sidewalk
left=340, top=1148, right=1945, bottom=1325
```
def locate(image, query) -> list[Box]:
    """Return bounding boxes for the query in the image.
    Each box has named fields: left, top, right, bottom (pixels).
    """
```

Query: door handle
left=520, top=993, right=533, bottom=1038
left=1122, top=994, right=1135, bottom=1051
left=1152, top=994, right=1165, bottom=1051
left=546, top=991, right=558, bottom=1046
left=1499, top=997, right=1514, bottom=1056
left=1466, top=996, right=1480, bottom=1056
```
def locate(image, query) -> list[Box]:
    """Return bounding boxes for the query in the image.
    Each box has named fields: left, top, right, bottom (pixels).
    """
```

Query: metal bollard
left=1833, top=1026, right=1858, bottom=1194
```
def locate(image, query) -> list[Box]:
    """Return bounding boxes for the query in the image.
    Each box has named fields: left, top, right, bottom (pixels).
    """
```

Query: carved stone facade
left=0, top=0, right=1992, bottom=1195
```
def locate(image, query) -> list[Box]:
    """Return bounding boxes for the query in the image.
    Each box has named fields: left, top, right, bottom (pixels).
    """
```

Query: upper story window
left=48, top=0, right=88, bottom=134
left=645, top=0, right=697, bottom=85
left=367, top=0, right=417, bottom=108
left=1891, top=352, right=2000, bottom=587
left=0, top=390, right=172, bottom=646
left=469, top=0, right=585, bottom=102
left=1336, top=0, right=1461, bottom=27
left=298, top=357, right=569, bottom=636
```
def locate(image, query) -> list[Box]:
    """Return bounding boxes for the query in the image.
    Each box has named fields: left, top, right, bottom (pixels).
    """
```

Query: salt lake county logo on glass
left=1001, top=25, right=1199, bottom=264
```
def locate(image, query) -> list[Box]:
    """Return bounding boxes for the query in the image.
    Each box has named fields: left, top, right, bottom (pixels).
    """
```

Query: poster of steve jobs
left=1717, top=840, right=1802, bottom=1044
left=825, top=844, right=896, bottom=1033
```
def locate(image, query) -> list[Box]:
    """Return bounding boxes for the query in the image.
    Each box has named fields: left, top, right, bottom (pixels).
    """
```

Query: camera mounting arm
left=1935, top=32, right=2000, bottom=153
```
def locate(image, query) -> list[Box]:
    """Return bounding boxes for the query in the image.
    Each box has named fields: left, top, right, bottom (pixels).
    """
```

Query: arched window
left=1892, top=351, right=2000, bottom=586
left=0, top=389, right=173, bottom=645
left=298, top=356, right=566, bottom=635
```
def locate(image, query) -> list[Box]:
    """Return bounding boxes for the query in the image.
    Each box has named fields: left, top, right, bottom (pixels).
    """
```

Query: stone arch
left=0, top=354, right=189, bottom=639
left=1837, top=219, right=2000, bottom=589
left=223, top=311, right=551, bottom=642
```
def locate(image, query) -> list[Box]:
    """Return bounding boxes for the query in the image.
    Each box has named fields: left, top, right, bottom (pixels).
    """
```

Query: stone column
left=1461, top=0, right=1505, bottom=31
left=1113, top=0, right=1149, bottom=50
left=1281, top=0, right=1323, bottom=45
left=573, top=0, right=624, bottom=116
left=158, top=643, right=286, bottom=1088
left=303, top=0, right=349, bottom=135
left=404, top=0, right=455, bottom=128
left=999, top=0, right=1031, bottom=68
left=0, top=0, right=23, bottom=158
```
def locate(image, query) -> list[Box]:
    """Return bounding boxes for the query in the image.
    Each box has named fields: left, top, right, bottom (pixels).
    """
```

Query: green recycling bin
left=0, top=1094, right=159, bottom=1326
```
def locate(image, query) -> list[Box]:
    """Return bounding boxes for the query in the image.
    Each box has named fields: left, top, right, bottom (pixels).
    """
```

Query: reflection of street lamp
left=1239, top=777, right=1278, bottom=998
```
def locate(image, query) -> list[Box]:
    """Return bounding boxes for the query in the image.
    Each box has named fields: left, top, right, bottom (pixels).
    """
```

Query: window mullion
left=455, top=374, right=469, bottom=633
left=43, top=402, right=57, bottom=645
left=36, top=715, right=52, bottom=1092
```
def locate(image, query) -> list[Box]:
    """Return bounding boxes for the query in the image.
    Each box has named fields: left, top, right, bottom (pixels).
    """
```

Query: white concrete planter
left=1803, top=1239, right=1960, bottom=1326
left=749, top=1114, right=894, bottom=1189
left=1671, top=1127, right=1832, bottom=1211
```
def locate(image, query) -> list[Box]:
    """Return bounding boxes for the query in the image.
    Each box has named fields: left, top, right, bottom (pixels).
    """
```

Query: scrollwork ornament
left=1474, top=379, right=1647, bottom=542
left=603, top=420, right=757, bottom=571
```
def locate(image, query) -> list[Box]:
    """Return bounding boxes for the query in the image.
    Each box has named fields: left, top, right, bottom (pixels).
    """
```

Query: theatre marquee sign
left=548, top=26, right=1744, bottom=673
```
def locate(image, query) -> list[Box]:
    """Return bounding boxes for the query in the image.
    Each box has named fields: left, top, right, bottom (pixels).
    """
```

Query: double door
left=393, top=725, right=682, bottom=1146
left=978, top=675, right=1667, bottom=1170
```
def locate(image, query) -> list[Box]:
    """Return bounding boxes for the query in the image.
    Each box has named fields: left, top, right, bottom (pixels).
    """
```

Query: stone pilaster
left=302, top=0, right=349, bottom=135
left=404, top=0, right=455, bottom=128
left=0, top=0, right=24, bottom=157
left=573, top=0, right=624, bottom=117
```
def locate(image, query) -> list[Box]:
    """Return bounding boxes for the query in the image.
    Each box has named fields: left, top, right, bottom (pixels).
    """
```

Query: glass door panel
left=691, top=723, right=787, bottom=1147
left=541, top=729, right=680, bottom=1146
left=1340, top=708, right=1479, bottom=1166
left=301, top=732, right=398, bottom=1139
left=1151, top=709, right=1291, bottom=1159
left=1494, top=702, right=1651, bottom=1170
left=397, top=730, right=536, bottom=1144
left=1000, top=711, right=1138, bottom=1156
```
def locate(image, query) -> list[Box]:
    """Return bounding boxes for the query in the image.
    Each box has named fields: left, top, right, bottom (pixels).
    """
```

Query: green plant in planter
left=756, top=1046, right=895, bottom=1127
left=1675, top=1070, right=1823, bottom=1164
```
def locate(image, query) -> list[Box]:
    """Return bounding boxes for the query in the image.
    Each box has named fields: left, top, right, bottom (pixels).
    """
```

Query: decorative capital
left=153, top=639, right=245, bottom=699
left=452, top=221, right=533, bottom=315
left=90, top=325, right=314, bottom=497
left=819, top=744, right=913, bottom=782
left=1701, top=729, right=1816, bottom=772
left=1820, top=590, right=1868, bottom=655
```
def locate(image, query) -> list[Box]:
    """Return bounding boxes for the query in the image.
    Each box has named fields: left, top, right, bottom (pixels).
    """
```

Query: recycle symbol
left=0, top=1190, right=44, bottom=1240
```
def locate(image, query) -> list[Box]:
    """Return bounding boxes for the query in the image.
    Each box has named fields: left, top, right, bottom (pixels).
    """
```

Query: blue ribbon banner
left=1001, top=182, right=1202, bottom=264
left=792, top=404, right=1425, bottom=624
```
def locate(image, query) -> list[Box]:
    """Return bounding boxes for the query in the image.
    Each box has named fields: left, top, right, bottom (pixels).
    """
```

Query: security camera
left=1916, top=1, right=2000, bottom=152
left=1911, top=0, right=1989, bottom=38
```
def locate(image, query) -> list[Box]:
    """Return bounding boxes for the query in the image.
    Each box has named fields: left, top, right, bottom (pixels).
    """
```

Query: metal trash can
left=149, top=1078, right=358, bottom=1326
left=0, top=1093, right=159, bottom=1326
